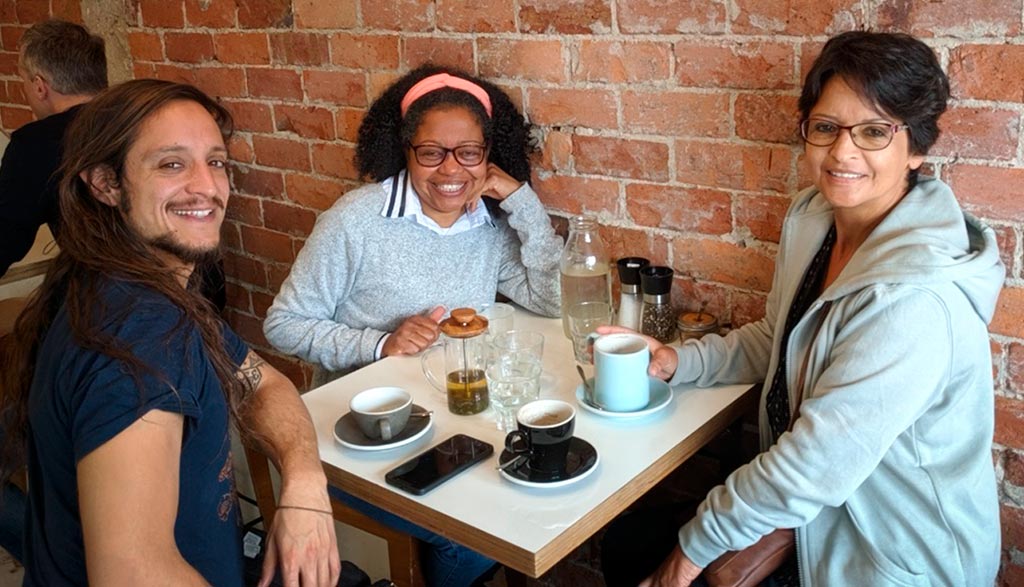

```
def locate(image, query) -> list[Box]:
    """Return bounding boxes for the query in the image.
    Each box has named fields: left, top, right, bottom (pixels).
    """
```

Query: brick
left=253, top=135, right=311, bottom=172
left=285, top=173, right=347, bottom=211
left=164, top=32, right=214, bottom=64
left=478, top=38, right=565, bottom=83
left=948, top=165, right=1024, bottom=224
left=735, top=93, right=801, bottom=144
left=140, top=0, right=184, bottom=28
left=237, top=0, right=292, bottom=28
left=618, top=0, right=725, bottom=34
left=222, top=100, right=274, bottom=133
left=224, top=221, right=245, bottom=253
left=0, top=0, right=13, bottom=23
left=531, top=173, right=618, bottom=216
left=991, top=286, right=1024, bottom=339
left=950, top=45, right=1024, bottom=102
left=438, top=0, right=514, bottom=32
left=623, top=91, right=730, bottom=138
left=275, top=104, right=335, bottom=140
left=0, top=26, right=23, bottom=52
left=537, top=130, right=572, bottom=172
left=233, top=165, right=285, bottom=198
left=676, top=41, right=795, bottom=90
left=226, top=192, right=263, bottom=226
left=677, top=141, right=793, bottom=193
left=240, top=225, right=294, bottom=264
left=336, top=107, right=364, bottom=143
left=329, top=33, right=401, bottom=70
left=0, top=106, right=33, bottom=130
left=223, top=250, right=268, bottom=289
left=226, top=308, right=270, bottom=348
left=575, top=40, right=671, bottom=83
left=993, top=339, right=1004, bottom=384
left=403, top=38, right=475, bottom=72
left=362, top=0, right=434, bottom=32
left=733, top=0, right=864, bottom=35
left=227, top=135, right=254, bottom=163
left=1009, top=344, right=1024, bottom=395
left=304, top=70, right=367, bottom=107
left=527, top=88, right=617, bottom=130
left=127, top=31, right=163, bottom=62
left=214, top=32, right=270, bottom=65
left=735, top=195, right=791, bottom=244
left=518, top=0, right=611, bottom=34
left=932, top=107, right=1019, bottom=160
left=730, top=290, right=768, bottom=327
left=672, top=238, right=775, bottom=291
left=224, top=282, right=252, bottom=314
left=600, top=225, right=672, bottom=269
left=877, top=0, right=1020, bottom=37
left=574, top=136, right=669, bottom=182
left=251, top=291, right=276, bottom=319
left=14, top=0, right=48, bottom=23
left=0, top=51, right=17, bottom=76
left=295, top=0, right=357, bottom=29
left=1001, top=556, right=1024, bottom=587
left=186, top=0, right=236, bottom=27
left=311, top=142, right=358, bottom=180
left=51, top=0, right=81, bottom=21
left=267, top=263, right=297, bottom=293
left=998, top=396, right=1024, bottom=450
left=192, top=66, right=247, bottom=99
left=246, top=68, right=303, bottom=100
left=263, top=199, right=317, bottom=236
left=627, top=185, right=732, bottom=235
left=991, top=225, right=1017, bottom=280
left=270, top=32, right=329, bottom=66
left=671, top=279, right=729, bottom=320
left=368, top=71, right=402, bottom=102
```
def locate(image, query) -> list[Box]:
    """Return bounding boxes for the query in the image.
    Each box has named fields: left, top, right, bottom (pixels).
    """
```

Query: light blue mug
left=591, top=333, right=650, bottom=412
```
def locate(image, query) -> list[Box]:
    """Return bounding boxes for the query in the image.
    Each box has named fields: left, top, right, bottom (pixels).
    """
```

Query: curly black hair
left=356, top=64, right=533, bottom=184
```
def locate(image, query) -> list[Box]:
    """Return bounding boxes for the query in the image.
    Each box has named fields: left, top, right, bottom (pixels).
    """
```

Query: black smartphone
left=384, top=434, right=494, bottom=495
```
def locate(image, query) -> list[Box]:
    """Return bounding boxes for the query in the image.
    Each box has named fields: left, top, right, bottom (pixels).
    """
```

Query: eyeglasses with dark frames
left=408, top=143, right=488, bottom=167
left=800, top=119, right=910, bottom=151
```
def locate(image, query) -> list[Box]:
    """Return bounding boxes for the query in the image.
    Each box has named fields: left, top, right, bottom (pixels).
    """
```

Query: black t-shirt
left=24, top=280, right=248, bottom=586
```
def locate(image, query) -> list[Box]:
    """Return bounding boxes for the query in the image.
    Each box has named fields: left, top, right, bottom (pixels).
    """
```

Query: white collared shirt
left=379, top=170, right=494, bottom=236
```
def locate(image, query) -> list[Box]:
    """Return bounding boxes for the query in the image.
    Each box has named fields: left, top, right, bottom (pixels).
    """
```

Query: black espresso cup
left=503, top=399, right=575, bottom=474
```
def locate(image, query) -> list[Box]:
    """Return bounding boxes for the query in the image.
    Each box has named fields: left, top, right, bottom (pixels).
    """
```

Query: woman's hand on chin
left=467, top=163, right=522, bottom=211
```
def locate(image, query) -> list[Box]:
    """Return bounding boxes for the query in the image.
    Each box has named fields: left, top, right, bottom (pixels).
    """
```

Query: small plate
left=574, top=376, right=673, bottom=418
left=498, top=437, right=599, bottom=488
left=334, top=404, right=433, bottom=451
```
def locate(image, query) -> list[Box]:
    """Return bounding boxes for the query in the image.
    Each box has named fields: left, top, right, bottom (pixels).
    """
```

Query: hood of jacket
left=788, top=176, right=1005, bottom=324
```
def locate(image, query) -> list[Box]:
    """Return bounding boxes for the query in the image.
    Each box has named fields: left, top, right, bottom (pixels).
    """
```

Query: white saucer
left=333, top=404, right=433, bottom=451
left=498, top=437, right=599, bottom=489
left=574, top=376, right=673, bottom=418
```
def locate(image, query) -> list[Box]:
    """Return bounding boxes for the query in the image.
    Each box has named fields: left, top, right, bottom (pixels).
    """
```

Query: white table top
left=302, top=308, right=756, bottom=577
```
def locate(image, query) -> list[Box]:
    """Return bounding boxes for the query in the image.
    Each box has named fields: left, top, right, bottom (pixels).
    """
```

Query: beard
left=149, top=233, right=222, bottom=266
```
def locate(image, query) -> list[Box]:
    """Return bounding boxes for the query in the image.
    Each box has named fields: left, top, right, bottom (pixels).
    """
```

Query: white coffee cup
left=591, top=333, right=650, bottom=412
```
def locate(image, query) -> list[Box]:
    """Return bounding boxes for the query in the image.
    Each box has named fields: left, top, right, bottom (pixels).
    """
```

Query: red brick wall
left=2, top=1, right=1024, bottom=583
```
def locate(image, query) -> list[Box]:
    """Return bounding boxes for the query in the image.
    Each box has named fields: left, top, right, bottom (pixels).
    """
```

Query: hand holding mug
left=594, top=325, right=678, bottom=382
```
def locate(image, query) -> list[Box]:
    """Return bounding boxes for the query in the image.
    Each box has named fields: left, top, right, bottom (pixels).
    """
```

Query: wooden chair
left=243, top=445, right=425, bottom=587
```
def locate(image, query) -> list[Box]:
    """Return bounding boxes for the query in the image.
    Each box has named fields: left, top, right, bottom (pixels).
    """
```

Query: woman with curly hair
left=264, top=65, right=564, bottom=586
left=265, top=64, right=561, bottom=383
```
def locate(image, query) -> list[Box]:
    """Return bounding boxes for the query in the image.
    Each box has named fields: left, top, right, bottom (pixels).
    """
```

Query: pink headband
left=400, top=73, right=493, bottom=118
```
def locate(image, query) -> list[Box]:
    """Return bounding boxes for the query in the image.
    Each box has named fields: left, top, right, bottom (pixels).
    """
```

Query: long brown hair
left=0, top=80, right=242, bottom=484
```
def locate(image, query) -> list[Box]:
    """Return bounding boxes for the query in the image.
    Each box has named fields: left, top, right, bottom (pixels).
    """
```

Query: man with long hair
left=0, top=79, right=340, bottom=586
left=0, top=19, right=106, bottom=275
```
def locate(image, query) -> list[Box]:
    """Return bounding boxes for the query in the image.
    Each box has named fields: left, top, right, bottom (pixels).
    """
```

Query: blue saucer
left=574, top=376, right=673, bottom=418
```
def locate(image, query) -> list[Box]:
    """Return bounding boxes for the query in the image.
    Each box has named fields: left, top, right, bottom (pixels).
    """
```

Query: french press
left=421, top=308, right=490, bottom=415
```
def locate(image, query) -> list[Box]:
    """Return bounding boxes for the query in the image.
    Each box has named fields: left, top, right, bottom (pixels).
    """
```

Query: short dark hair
left=355, top=64, right=533, bottom=184
left=799, top=31, right=949, bottom=185
left=19, top=19, right=107, bottom=96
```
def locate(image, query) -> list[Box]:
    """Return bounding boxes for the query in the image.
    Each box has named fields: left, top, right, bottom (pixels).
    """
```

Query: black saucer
left=498, top=437, right=599, bottom=487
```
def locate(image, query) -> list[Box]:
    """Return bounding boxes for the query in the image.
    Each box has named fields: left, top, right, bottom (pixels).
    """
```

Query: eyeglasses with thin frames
left=408, top=143, right=488, bottom=168
left=800, top=119, right=909, bottom=151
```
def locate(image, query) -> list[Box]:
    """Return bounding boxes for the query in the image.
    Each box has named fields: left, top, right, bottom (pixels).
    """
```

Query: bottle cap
left=616, top=257, right=650, bottom=286
left=439, top=308, right=488, bottom=338
left=639, top=265, right=673, bottom=296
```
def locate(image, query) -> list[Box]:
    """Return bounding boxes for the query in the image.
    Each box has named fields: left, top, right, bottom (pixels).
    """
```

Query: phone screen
left=384, top=434, right=494, bottom=495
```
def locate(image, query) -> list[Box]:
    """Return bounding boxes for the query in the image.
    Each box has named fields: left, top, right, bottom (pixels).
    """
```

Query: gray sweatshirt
left=264, top=175, right=562, bottom=377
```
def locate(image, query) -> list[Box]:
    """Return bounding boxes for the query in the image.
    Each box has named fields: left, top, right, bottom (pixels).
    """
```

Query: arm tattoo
left=237, top=351, right=267, bottom=396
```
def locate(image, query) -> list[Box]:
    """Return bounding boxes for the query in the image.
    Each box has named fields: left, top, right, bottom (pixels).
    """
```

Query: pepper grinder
left=640, top=266, right=676, bottom=343
left=614, top=257, right=649, bottom=331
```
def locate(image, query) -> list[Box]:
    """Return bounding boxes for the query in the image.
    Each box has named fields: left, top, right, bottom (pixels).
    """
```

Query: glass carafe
left=421, top=308, right=490, bottom=415
left=559, top=216, right=612, bottom=338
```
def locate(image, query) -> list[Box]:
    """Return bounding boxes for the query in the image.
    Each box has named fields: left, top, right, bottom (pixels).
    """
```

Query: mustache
left=166, top=196, right=227, bottom=210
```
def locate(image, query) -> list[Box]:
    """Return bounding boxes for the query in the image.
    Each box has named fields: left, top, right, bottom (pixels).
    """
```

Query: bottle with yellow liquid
left=559, top=216, right=612, bottom=338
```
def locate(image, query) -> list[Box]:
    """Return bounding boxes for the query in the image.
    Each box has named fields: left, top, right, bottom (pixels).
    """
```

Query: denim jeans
left=329, top=487, right=494, bottom=587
